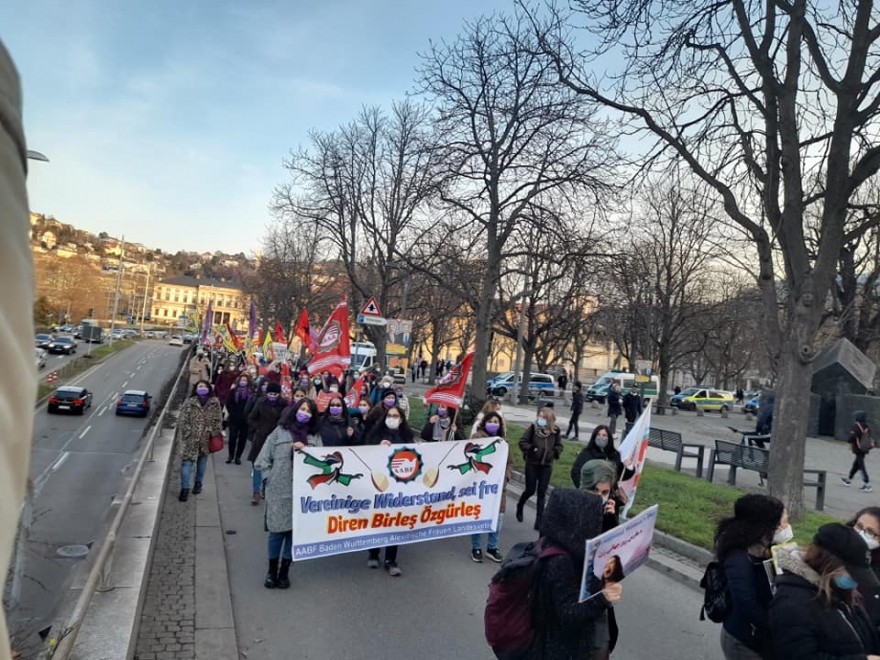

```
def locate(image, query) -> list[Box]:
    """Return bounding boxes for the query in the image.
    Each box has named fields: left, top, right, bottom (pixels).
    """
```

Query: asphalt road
left=214, top=458, right=723, bottom=660
left=9, top=339, right=186, bottom=642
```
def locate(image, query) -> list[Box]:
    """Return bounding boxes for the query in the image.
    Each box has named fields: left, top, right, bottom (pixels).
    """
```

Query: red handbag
left=208, top=433, right=225, bottom=454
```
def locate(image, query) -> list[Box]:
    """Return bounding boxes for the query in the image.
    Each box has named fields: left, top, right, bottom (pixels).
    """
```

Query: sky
left=2, top=0, right=513, bottom=254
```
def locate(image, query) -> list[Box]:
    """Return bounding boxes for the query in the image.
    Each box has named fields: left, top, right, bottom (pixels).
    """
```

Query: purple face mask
left=261, top=384, right=269, bottom=393
left=329, top=405, right=343, bottom=416
left=300, top=379, right=309, bottom=387
left=266, top=394, right=279, bottom=403
left=295, top=411, right=311, bottom=424
left=485, top=422, right=501, bottom=435
left=437, top=408, right=448, bottom=418
left=384, top=398, right=396, bottom=408
left=196, top=386, right=210, bottom=397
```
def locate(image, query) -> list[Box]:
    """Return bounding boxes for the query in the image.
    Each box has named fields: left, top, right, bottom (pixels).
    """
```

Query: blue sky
left=2, top=0, right=513, bottom=254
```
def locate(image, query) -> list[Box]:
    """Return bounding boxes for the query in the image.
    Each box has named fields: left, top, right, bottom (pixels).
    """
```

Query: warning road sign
left=360, top=297, right=383, bottom=317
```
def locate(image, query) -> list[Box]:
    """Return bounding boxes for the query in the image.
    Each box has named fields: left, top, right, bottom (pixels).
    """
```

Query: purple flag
left=248, top=298, right=258, bottom=341
left=200, top=301, right=214, bottom=345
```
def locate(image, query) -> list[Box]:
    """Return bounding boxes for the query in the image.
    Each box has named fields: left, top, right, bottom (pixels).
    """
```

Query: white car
left=35, top=348, right=47, bottom=369
left=169, top=335, right=184, bottom=346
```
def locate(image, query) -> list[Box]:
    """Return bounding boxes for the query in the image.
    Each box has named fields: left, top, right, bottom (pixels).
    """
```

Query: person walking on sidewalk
left=622, top=385, right=643, bottom=438
left=177, top=380, right=223, bottom=502
left=714, top=493, right=790, bottom=659
left=366, top=404, right=415, bottom=576
left=606, top=383, right=623, bottom=435
left=570, top=426, right=634, bottom=491
left=842, top=411, right=874, bottom=492
left=565, top=381, right=584, bottom=439
left=225, top=372, right=253, bottom=465
left=246, top=382, right=286, bottom=506
left=469, top=412, right=512, bottom=564
left=189, top=349, right=210, bottom=386
left=255, top=398, right=321, bottom=589
left=516, top=407, right=563, bottom=531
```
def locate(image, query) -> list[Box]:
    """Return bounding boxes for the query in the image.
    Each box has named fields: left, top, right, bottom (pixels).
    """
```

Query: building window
left=163, top=309, right=168, bottom=317
left=164, top=289, right=170, bottom=301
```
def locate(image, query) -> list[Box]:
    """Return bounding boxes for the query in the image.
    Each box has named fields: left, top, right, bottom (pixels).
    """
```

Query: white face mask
left=385, top=417, right=401, bottom=430
left=773, top=525, right=794, bottom=545
left=859, top=529, right=880, bottom=551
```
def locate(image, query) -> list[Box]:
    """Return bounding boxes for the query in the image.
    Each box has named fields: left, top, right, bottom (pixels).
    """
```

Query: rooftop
left=158, top=275, right=242, bottom=290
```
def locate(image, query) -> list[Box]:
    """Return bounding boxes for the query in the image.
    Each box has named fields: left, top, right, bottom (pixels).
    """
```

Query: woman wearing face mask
left=714, top=494, right=789, bottom=659
left=470, top=399, right=502, bottom=439
left=349, top=400, right=372, bottom=444
left=318, top=395, right=356, bottom=447
left=225, top=372, right=253, bottom=465
left=254, top=398, right=320, bottom=589
left=769, top=523, right=880, bottom=659
left=420, top=404, right=465, bottom=442
left=468, top=412, right=512, bottom=564
left=365, top=388, right=399, bottom=435
left=516, top=407, right=563, bottom=531
left=177, top=380, right=223, bottom=502
left=213, top=360, right=240, bottom=407
left=570, top=426, right=634, bottom=490
left=365, top=404, right=414, bottom=577
left=246, top=382, right=287, bottom=506
left=847, top=507, right=880, bottom=626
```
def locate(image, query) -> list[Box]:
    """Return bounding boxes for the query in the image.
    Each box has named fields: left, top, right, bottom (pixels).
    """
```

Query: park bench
left=648, top=428, right=705, bottom=478
left=706, top=439, right=827, bottom=511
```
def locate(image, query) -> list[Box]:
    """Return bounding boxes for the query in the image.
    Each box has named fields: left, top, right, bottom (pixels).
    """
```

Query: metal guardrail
left=45, top=348, right=191, bottom=658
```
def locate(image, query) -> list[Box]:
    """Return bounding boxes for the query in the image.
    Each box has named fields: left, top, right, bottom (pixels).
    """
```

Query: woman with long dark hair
left=468, top=412, right=512, bottom=564
left=176, top=380, right=223, bottom=502
left=847, top=506, right=880, bottom=626
left=254, top=397, right=320, bottom=589
left=714, top=494, right=789, bottom=659
left=570, top=425, right=634, bottom=489
left=317, top=394, right=355, bottom=446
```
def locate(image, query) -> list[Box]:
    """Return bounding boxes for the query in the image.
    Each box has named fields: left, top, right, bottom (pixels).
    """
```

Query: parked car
left=675, top=388, right=735, bottom=412
left=47, top=386, right=93, bottom=414
left=585, top=371, right=660, bottom=404
left=169, top=335, right=184, bottom=346
left=35, top=333, right=54, bottom=349
left=35, top=348, right=47, bottom=369
left=47, top=336, right=77, bottom=355
left=743, top=396, right=760, bottom=414
left=486, top=372, right=555, bottom=397
left=115, top=390, right=152, bottom=417
left=670, top=386, right=704, bottom=408
left=109, top=329, right=125, bottom=341
left=182, top=332, right=197, bottom=344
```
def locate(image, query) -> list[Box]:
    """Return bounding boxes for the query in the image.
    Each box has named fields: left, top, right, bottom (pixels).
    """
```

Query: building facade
left=152, top=276, right=245, bottom=329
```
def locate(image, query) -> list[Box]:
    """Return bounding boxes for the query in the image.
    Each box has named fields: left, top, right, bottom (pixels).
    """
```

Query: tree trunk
left=472, top=255, right=500, bottom=408
left=521, top=345, right=535, bottom=405
left=768, top=341, right=813, bottom=520
left=657, top=346, right=671, bottom=407
left=428, top=318, right=444, bottom=385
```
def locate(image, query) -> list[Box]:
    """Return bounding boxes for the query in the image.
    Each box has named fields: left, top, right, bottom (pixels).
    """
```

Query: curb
left=507, top=470, right=708, bottom=590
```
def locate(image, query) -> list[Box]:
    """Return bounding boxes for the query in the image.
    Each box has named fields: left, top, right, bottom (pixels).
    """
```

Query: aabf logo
left=318, top=321, right=341, bottom=352
left=387, top=447, right=423, bottom=483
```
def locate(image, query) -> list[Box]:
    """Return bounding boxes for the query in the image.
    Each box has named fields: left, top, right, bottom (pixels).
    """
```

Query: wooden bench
left=648, top=428, right=705, bottom=478
left=706, top=440, right=827, bottom=511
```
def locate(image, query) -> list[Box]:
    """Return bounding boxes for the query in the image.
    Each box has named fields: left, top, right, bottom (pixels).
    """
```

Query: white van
left=585, top=371, right=659, bottom=404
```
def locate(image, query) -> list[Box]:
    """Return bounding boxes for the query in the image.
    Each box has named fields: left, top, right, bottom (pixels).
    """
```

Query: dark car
left=743, top=396, right=760, bottom=414
left=116, top=390, right=152, bottom=417
left=47, top=336, right=77, bottom=355
left=48, top=386, right=93, bottom=414
left=35, top=333, right=54, bottom=349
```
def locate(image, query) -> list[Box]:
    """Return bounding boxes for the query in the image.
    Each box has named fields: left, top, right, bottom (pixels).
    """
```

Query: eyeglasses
left=856, top=522, right=879, bottom=540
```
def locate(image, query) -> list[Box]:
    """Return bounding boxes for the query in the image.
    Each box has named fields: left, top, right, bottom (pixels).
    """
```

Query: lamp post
left=139, top=263, right=152, bottom=336
left=109, top=236, right=126, bottom=343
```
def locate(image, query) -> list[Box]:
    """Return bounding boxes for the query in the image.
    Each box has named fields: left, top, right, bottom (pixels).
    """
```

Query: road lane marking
left=98, top=406, right=107, bottom=416
left=130, top=372, right=136, bottom=378
left=122, top=381, right=128, bottom=388
left=79, top=425, right=92, bottom=439
left=50, top=452, right=69, bottom=472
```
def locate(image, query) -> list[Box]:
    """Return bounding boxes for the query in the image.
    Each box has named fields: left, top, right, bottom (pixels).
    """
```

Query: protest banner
left=579, top=504, right=658, bottom=602
left=272, top=342, right=290, bottom=362
left=617, top=405, right=652, bottom=518
left=291, top=439, right=509, bottom=561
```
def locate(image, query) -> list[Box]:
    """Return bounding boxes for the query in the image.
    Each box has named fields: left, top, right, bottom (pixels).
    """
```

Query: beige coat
left=189, top=355, right=211, bottom=386
left=0, top=40, right=33, bottom=660
left=176, top=396, right=223, bottom=462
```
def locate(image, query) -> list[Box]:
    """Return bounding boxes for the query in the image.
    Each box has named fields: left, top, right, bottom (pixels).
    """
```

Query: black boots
left=264, top=559, right=279, bottom=589
left=277, top=559, right=292, bottom=589
left=515, top=502, right=524, bottom=523
left=192, top=481, right=203, bottom=495
left=178, top=488, right=189, bottom=502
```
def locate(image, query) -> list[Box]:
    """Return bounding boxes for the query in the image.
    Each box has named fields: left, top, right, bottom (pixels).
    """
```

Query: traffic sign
left=360, top=297, right=383, bottom=318
left=357, top=314, right=387, bottom=327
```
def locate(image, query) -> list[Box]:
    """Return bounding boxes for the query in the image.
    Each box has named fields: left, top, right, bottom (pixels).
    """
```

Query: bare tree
left=416, top=12, right=616, bottom=403
left=531, top=0, right=880, bottom=516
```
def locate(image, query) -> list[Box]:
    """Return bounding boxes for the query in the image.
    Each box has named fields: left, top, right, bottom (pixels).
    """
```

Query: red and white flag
left=307, top=299, right=351, bottom=377
left=424, top=352, right=474, bottom=409
left=344, top=373, right=367, bottom=408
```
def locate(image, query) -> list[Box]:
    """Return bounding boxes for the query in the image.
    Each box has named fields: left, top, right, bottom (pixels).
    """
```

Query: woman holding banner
left=318, top=395, right=357, bottom=446
left=516, top=407, right=563, bottom=531
left=365, top=404, right=414, bottom=577
left=468, top=412, right=512, bottom=563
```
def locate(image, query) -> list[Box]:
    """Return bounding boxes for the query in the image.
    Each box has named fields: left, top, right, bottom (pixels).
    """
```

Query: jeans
left=251, top=463, right=262, bottom=492
left=566, top=412, right=581, bottom=438
left=227, top=420, right=248, bottom=460
left=268, top=530, right=292, bottom=560
left=181, top=454, right=208, bottom=489
left=608, top=413, right=619, bottom=434
left=518, top=464, right=553, bottom=523
left=368, top=545, right=398, bottom=564
left=472, top=513, right=504, bottom=550
left=849, top=454, right=870, bottom=483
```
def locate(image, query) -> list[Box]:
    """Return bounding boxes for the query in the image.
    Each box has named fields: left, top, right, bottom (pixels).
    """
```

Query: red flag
left=295, top=308, right=311, bottom=349
left=307, top=299, right=351, bottom=377
left=425, top=352, right=475, bottom=409
left=275, top=320, right=287, bottom=344
left=226, top=321, right=242, bottom=351
left=344, top=373, right=367, bottom=408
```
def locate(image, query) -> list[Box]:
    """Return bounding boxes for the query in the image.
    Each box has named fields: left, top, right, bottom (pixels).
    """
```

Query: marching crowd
left=173, top=346, right=880, bottom=660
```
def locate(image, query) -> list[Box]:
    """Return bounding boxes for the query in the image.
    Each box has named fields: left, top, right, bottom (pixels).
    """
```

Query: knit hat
left=579, top=460, right=618, bottom=492
left=266, top=381, right=282, bottom=394
left=814, top=523, right=879, bottom=587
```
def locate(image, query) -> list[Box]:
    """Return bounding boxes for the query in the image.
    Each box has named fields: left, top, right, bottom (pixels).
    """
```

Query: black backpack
left=699, top=559, right=732, bottom=623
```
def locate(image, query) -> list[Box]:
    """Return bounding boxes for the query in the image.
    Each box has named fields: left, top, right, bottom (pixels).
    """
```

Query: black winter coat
left=226, top=390, right=252, bottom=424
left=622, top=392, right=642, bottom=423
left=246, top=397, right=287, bottom=462
left=768, top=547, right=880, bottom=659
left=570, top=390, right=584, bottom=415
left=526, top=489, right=610, bottom=660
left=570, top=445, right=634, bottom=489
left=318, top=416, right=354, bottom=447
left=722, top=550, right=774, bottom=652
left=519, top=424, right=563, bottom=467
left=606, top=390, right=622, bottom=416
